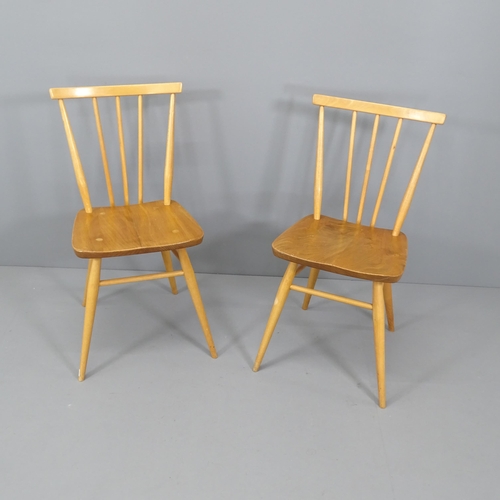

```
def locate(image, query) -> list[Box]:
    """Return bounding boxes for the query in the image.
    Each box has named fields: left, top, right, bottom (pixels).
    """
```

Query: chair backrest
left=312, top=94, right=446, bottom=236
left=50, top=82, right=182, bottom=213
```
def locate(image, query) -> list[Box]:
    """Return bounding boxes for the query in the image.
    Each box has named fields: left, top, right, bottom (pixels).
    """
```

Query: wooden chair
left=49, top=83, right=217, bottom=381
left=253, top=94, right=446, bottom=407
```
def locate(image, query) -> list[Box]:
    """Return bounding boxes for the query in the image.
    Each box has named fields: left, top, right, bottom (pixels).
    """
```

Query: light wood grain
left=290, top=284, right=372, bottom=309
left=177, top=249, right=217, bottom=358
left=79, top=258, right=101, bottom=381
left=302, top=267, right=319, bottom=310
left=383, top=283, right=395, bottom=332
left=254, top=92, right=445, bottom=407
left=272, top=215, right=408, bottom=283
left=313, top=94, right=446, bottom=124
left=72, top=200, right=204, bottom=258
left=161, top=250, right=179, bottom=295
left=58, top=100, right=92, bottom=213
left=50, top=81, right=217, bottom=380
left=116, top=96, right=129, bottom=205
left=50, top=82, right=182, bottom=99
left=82, top=260, right=91, bottom=307
left=138, top=95, right=143, bottom=204
left=313, top=106, right=324, bottom=220
left=253, top=262, right=298, bottom=372
left=93, top=98, right=115, bottom=206
left=372, top=282, right=386, bottom=408
left=357, top=114, right=379, bottom=224
left=100, top=270, right=184, bottom=287
left=164, top=94, right=176, bottom=205
left=371, top=118, right=402, bottom=226
left=393, top=123, right=436, bottom=236
left=344, top=111, right=357, bottom=221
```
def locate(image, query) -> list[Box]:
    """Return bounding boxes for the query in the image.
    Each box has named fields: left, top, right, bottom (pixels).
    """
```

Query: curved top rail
left=313, top=94, right=446, bottom=125
left=50, top=82, right=182, bottom=100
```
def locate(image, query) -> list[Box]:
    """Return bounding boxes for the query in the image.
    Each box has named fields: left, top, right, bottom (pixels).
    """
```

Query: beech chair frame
left=50, top=83, right=217, bottom=381
left=253, top=94, right=446, bottom=408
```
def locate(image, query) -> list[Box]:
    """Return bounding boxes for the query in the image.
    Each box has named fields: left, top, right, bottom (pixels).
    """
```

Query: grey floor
left=1, top=265, right=499, bottom=499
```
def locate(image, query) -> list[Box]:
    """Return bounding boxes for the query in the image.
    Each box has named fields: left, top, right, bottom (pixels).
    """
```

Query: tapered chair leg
left=253, top=262, right=298, bottom=372
left=383, top=283, right=395, bottom=332
left=161, top=250, right=178, bottom=295
left=372, top=282, right=386, bottom=408
left=82, top=260, right=92, bottom=307
left=176, top=248, right=217, bottom=358
left=302, top=267, right=320, bottom=310
left=79, top=258, right=101, bottom=381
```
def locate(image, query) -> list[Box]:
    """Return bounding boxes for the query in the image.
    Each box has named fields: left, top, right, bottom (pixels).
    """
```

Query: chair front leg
left=253, top=262, right=298, bottom=372
left=383, top=283, right=395, bottom=331
left=176, top=248, right=217, bottom=359
left=82, top=260, right=92, bottom=307
left=79, top=258, right=101, bottom=381
left=302, top=267, right=320, bottom=310
left=161, top=250, right=178, bottom=295
left=372, top=281, right=386, bottom=408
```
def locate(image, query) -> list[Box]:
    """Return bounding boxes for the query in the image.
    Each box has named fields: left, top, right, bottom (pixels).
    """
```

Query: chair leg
left=302, top=267, right=320, bottom=310
left=79, top=258, right=101, bottom=381
left=176, top=248, right=217, bottom=358
left=253, top=262, right=298, bottom=372
left=161, top=250, right=178, bottom=295
left=82, top=260, right=92, bottom=307
left=372, top=281, right=386, bottom=408
left=383, top=283, right=395, bottom=332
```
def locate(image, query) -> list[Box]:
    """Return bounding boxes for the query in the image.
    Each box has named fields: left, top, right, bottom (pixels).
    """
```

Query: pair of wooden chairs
left=50, top=83, right=445, bottom=407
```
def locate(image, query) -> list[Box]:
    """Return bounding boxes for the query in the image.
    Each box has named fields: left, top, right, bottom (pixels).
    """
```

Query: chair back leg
left=79, top=258, right=101, bottom=381
left=302, top=267, right=320, bottom=310
left=372, top=281, right=386, bottom=408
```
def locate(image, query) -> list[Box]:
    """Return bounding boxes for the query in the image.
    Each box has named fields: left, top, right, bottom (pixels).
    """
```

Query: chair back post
left=138, top=95, right=144, bottom=204
left=115, top=96, right=130, bottom=205
left=370, top=118, right=403, bottom=227
left=57, top=100, right=93, bottom=213
left=311, top=93, right=445, bottom=230
left=164, top=93, right=176, bottom=205
left=92, top=97, right=115, bottom=206
left=392, top=123, right=436, bottom=236
left=50, top=82, right=183, bottom=209
left=356, top=114, right=380, bottom=224
left=344, top=111, right=357, bottom=221
left=313, top=105, right=325, bottom=220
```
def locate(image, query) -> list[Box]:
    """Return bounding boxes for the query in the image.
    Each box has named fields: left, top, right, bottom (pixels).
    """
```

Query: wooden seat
left=272, top=215, right=408, bottom=283
left=50, top=82, right=217, bottom=381
left=72, top=201, right=204, bottom=258
left=253, top=94, right=446, bottom=408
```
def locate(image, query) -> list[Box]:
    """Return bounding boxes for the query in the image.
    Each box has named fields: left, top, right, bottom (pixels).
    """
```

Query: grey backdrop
left=1, top=0, right=499, bottom=286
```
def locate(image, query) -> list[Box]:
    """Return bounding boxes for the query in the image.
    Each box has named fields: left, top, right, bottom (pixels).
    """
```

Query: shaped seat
left=272, top=214, right=408, bottom=283
left=72, top=200, right=204, bottom=258
left=50, top=82, right=217, bottom=381
left=253, top=94, right=445, bottom=408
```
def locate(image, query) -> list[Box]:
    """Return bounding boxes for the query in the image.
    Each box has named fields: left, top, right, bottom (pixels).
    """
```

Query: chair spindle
left=115, top=96, right=129, bottom=205
left=138, top=95, right=143, bottom=204
left=371, top=118, right=403, bottom=227
left=58, top=100, right=92, bottom=213
left=92, top=98, right=115, bottom=206
left=314, top=105, right=325, bottom=220
left=344, top=111, right=357, bottom=221
left=164, top=94, right=176, bottom=205
left=392, top=123, right=436, bottom=236
left=357, top=114, right=380, bottom=224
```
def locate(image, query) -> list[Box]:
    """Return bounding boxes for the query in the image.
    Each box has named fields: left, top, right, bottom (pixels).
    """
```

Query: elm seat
left=272, top=215, right=408, bottom=283
left=72, top=200, right=204, bottom=258
left=253, top=93, right=446, bottom=408
left=50, top=82, right=217, bottom=382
